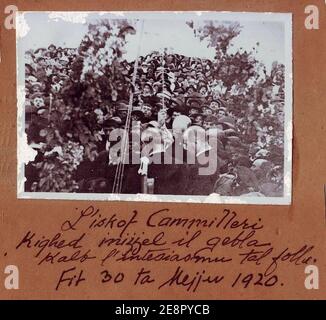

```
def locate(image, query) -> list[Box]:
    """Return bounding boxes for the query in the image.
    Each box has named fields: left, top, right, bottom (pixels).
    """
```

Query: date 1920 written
left=231, top=273, right=279, bottom=288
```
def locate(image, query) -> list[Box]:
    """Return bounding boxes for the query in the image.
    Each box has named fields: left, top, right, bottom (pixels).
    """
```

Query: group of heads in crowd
left=24, top=44, right=284, bottom=196
left=25, top=45, right=240, bottom=149
left=94, top=51, right=240, bottom=143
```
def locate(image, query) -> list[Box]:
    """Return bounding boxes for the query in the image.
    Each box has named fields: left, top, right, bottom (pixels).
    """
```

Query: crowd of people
left=24, top=21, right=285, bottom=197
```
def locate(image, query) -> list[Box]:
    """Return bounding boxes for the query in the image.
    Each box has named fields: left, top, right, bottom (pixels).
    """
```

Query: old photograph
left=17, top=11, right=292, bottom=204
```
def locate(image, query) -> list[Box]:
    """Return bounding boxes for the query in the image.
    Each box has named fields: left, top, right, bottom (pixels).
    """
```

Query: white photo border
left=16, top=11, right=293, bottom=205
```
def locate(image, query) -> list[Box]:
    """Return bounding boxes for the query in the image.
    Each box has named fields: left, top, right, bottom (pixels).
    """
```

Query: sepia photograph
left=16, top=11, right=293, bottom=204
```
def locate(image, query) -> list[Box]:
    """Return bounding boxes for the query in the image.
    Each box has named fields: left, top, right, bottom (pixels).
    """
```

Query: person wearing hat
left=218, top=116, right=236, bottom=130
left=142, top=82, right=153, bottom=97
left=215, top=116, right=240, bottom=149
left=30, top=82, right=44, bottom=94
left=209, top=99, right=222, bottom=112
left=205, top=95, right=213, bottom=104
left=162, top=108, right=173, bottom=129
left=203, top=115, right=218, bottom=130
left=212, top=172, right=238, bottom=196
left=25, top=49, right=35, bottom=63
left=202, top=105, right=214, bottom=116
left=100, top=117, right=122, bottom=147
left=142, top=91, right=160, bottom=107
left=178, top=74, right=190, bottom=92
left=152, top=81, right=162, bottom=95
left=186, top=94, right=201, bottom=106
left=251, top=158, right=274, bottom=184
left=166, top=103, right=187, bottom=124
left=141, top=103, right=155, bottom=121
left=78, top=117, right=123, bottom=189
left=187, top=78, right=197, bottom=88
left=152, top=101, right=165, bottom=114
left=30, top=92, right=47, bottom=111
left=48, top=44, right=56, bottom=52
left=35, top=56, right=47, bottom=67
left=186, top=91, right=204, bottom=102
left=34, top=57, right=48, bottom=82
left=25, top=64, right=35, bottom=78
left=191, top=113, right=204, bottom=127
left=75, top=116, right=124, bottom=194
left=115, top=100, right=129, bottom=122
left=167, top=63, right=176, bottom=72
left=166, top=106, right=178, bottom=120
left=216, top=107, right=227, bottom=119
left=146, top=66, right=155, bottom=79
left=56, top=50, right=63, bottom=60
left=131, top=107, right=145, bottom=123
left=185, top=85, right=196, bottom=97
left=170, top=97, right=185, bottom=109
left=145, top=115, right=192, bottom=195
left=59, top=55, right=69, bottom=66
left=187, top=100, right=201, bottom=117
left=25, top=93, right=50, bottom=146
left=156, top=90, right=172, bottom=104
left=219, top=117, right=239, bottom=139
left=34, top=48, right=47, bottom=59
left=231, top=156, right=260, bottom=196
left=181, top=125, right=220, bottom=195
left=198, top=85, right=208, bottom=97
left=176, top=74, right=185, bottom=87
left=103, top=116, right=121, bottom=133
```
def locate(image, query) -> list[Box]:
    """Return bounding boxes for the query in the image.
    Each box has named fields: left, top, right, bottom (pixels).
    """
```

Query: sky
left=19, top=12, right=287, bottom=71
